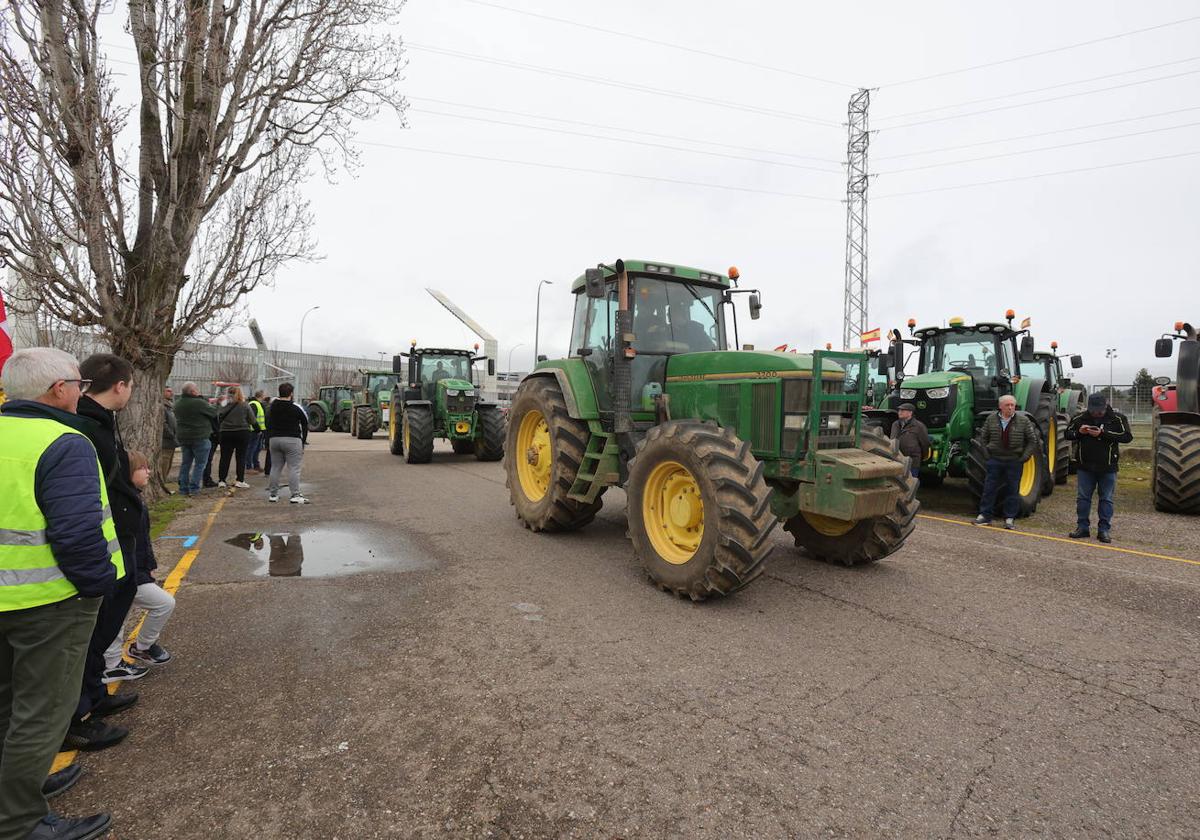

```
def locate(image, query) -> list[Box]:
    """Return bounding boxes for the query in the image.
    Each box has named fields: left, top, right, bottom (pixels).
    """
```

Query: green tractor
left=1019, top=341, right=1086, bottom=481
left=872, top=314, right=1054, bottom=516
left=388, top=346, right=505, bottom=462
left=504, top=259, right=919, bottom=601
left=305, top=385, right=354, bottom=433
left=348, top=369, right=399, bottom=440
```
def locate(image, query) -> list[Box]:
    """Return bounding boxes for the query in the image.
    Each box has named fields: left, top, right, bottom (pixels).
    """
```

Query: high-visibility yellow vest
left=0, top=415, right=125, bottom=611
left=249, top=399, right=265, bottom=430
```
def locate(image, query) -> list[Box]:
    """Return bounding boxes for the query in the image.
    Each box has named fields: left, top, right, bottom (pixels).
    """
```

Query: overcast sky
left=125, top=2, right=1200, bottom=382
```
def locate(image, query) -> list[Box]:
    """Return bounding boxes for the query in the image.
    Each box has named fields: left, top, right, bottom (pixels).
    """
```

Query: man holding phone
left=1066, top=392, right=1133, bottom=543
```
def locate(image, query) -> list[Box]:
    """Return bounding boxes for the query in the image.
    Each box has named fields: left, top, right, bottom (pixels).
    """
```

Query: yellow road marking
left=52, top=496, right=228, bottom=774
left=916, top=512, right=1200, bottom=568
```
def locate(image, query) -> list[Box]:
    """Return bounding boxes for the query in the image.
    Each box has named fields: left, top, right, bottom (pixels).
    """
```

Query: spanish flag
left=860, top=327, right=881, bottom=344
left=1020, top=317, right=1031, bottom=329
left=773, top=343, right=788, bottom=352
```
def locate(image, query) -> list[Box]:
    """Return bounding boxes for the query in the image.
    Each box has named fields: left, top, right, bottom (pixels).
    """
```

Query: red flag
left=860, top=327, right=881, bottom=344
left=0, top=287, right=13, bottom=375
left=773, top=343, right=788, bottom=352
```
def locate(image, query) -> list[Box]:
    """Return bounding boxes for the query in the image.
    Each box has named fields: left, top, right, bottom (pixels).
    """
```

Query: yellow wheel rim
left=389, top=407, right=397, bottom=443
left=643, top=460, right=704, bottom=564
left=1048, top=418, right=1056, bottom=468
left=801, top=511, right=857, bottom=537
left=1020, top=454, right=1037, bottom=496
left=515, top=409, right=552, bottom=502
left=403, top=413, right=410, bottom=452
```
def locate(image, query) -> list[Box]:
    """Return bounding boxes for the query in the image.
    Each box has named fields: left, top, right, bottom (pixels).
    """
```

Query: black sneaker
left=63, top=719, right=128, bottom=752
left=101, top=662, right=149, bottom=684
left=1097, top=531, right=1112, bottom=544
left=1068, top=527, right=1089, bottom=539
left=92, top=691, right=138, bottom=718
left=42, top=764, right=83, bottom=799
left=127, top=643, right=171, bottom=665
left=203, top=479, right=219, bottom=488
left=24, top=811, right=113, bottom=840
left=973, top=515, right=991, bottom=526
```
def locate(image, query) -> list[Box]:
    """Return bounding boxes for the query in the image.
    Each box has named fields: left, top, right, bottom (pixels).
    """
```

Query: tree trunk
left=109, top=340, right=174, bottom=503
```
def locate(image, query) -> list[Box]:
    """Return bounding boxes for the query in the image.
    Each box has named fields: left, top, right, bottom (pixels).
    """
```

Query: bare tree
left=313, top=356, right=356, bottom=393
left=214, top=358, right=254, bottom=386
left=0, top=0, right=405, bottom=475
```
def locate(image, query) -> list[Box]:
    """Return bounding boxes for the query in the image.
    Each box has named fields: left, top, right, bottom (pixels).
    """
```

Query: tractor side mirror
left=537, top=354, right=548, bottom=363
left=748, top=293, right=762, bottom=320
left=584, top=268, right=606, bottom=299
left=876, top=353, right=889, bottom=374
left=487, top=359, right=495, bottom=376
left=1069, top=354, right=1083, bottom=369
left=1155, top=338, right=1174, bottom=358
left=392, top=355, right=404, bottom=374
left=1019, top=336, right=1035, bottom=362
left=892, top=341, right=905, bottom=375
left=1154, top=375, right=1172, bottom=386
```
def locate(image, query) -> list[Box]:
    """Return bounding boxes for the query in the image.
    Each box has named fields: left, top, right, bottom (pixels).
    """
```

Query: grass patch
left=149, top=494, right=189, bottom=539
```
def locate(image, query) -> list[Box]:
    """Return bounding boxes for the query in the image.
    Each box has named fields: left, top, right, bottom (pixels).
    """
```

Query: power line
left=883, top=68, right=1200, bottom=131
left=409, top=96, right=843, bottom=163
left=877, top=120, right=1200, bottom=175
left=410, top=107, right=843, bottom=173
left=406, top=43, right=841, bottom=127
left=354, top=139, right=842, bottom=201
left=458, top=0, right=860, bottom=89
left=877, top=54, right=1200, bottom=122
left=884, top=13, right=1200, bottom=88
left=874, top=149, right=1200, bottom=199
left=875, top=105, right=1200, bottom=160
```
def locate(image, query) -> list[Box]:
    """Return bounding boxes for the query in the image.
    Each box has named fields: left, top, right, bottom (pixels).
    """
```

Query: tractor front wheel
left=1151, top=423, right=1200, bottom=513
left=1051, top=411, right=1070, bottom=485
left=627, top=421, right=776, bottom=599
left=354, top=406, right=379, bottom=439
left=965, top=423, right=1044, bottom=518
left=388, top=403, right=404, bottom=456
left=783, top=426, right=919, bottom=567
left=306, top=403, right=328, bottom=433
left=475, top=407, right=505, bottom=461
left=333, top=408, right=352, bottom=434
left=404, top=407, right=434, bottom=463
left=505, top=376, right=603, bottom=531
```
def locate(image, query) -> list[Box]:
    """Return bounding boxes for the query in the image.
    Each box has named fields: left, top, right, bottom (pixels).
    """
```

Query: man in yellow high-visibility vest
left=0, top=348, right=120, bottom=840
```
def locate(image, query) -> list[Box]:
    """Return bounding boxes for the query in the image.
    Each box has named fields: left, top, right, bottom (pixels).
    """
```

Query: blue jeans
left=979, top=458, right=1022, bottom=520
left=1076, top=469, right=1116, bottom=533
left=178, top=439, right=212, bottom=495
left=246, top=431, right=263, bottom=470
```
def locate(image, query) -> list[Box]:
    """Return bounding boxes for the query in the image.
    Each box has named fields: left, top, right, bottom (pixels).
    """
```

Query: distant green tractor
left=388, top=346, right=505, bottom=462
left=872, top=314, right=1054, bottom=516
left=504, top=259, right=918, bottom=601
left=1019, top=342, right=1086, bottom=481
left=347, top=369, right=399, bottom=440
left=305, top=385, right=354, bottom=433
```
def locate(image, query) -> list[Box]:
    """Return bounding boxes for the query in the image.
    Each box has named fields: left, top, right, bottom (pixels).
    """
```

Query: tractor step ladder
left=568, top=429, right=620, bottom=503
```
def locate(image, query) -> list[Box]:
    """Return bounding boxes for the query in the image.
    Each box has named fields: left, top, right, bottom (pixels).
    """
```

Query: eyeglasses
left=55, top=379, right=93, bottom=391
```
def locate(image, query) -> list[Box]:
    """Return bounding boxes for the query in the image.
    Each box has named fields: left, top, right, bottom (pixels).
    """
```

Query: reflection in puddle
left=224, top=528, right=427, bottom=578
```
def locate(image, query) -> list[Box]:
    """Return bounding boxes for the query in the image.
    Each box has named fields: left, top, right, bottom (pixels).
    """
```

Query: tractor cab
left=319, top=385, right=353, bottom=408
left=404, top=349, right=476, bottom=403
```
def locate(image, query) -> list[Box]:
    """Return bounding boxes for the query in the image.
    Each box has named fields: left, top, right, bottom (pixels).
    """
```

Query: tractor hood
left=897, top=371, right=969, bottom=390
left=664, top=350, right=844, bottom=381
left=437, top=378, right=476, bottom=393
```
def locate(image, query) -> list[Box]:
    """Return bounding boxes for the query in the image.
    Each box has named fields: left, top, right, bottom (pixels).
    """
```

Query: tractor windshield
left=365, top=374, right=395, bottom=395
left=1019, top=357, right=1053, bottom=380
left=919, top=331, right=1012, bottom=377
left=419, top=354, right=471, bottom=385
left=633, top=278, right=725, bottom=353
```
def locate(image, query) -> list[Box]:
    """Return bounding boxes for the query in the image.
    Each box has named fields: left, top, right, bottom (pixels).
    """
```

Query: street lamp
left=507, top=342, right=526, bottom=374
left=534, top=280, right=553, bottom=362
left=1105, top=347, right=1117, bottom=400
left=378, top=351, right=388, bottom=365
left=299, top=305, right=320, bottom=354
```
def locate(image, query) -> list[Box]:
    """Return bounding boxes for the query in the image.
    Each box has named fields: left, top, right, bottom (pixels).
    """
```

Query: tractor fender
left=402, top=399, right=433, bottom=408
left=1155, top=410, right=1200, bottom=428
left=525, top=369, right=583, bottom=419
left=864, top=408, right=898, bottom=431
left=1017, top=377, right=1047, bottom=413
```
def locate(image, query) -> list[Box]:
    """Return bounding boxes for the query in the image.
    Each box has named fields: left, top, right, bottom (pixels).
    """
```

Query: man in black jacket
left=890, top=403, right=930, bottom=479
left=1066, top=392, right=1134, bottom=543
left=65, top=354, right=141, bottom=752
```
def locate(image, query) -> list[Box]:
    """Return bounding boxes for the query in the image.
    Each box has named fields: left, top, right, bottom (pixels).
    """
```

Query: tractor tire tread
left=475, top=407, right=506, bottom=461
left=404, top=406, right=435, bottom=464
left=1152, top=424, right=1200, bottom=514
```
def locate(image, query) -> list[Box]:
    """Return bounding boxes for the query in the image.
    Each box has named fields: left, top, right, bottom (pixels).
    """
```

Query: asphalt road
left=57, top=434, right=1200, bottom=839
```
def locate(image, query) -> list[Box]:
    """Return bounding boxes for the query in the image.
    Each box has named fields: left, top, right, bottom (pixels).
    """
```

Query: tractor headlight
left=899, top=388, right=917, bottom=400
left=446, top=389, right=460, bottom=396
left=925, top=387, right=950, bottom=399
left=463, top=389, right=475, bottom=397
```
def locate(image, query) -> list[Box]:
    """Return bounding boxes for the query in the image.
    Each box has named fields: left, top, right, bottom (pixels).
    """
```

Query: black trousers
left=218, top=429, right=251, bottom=483
left=74, top=566, right=137, bottom=722
left=203, top=434, right=219, bottom=484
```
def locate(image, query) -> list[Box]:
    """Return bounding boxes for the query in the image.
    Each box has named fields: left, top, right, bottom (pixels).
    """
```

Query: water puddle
left=224, top=528, right=428, bottom=578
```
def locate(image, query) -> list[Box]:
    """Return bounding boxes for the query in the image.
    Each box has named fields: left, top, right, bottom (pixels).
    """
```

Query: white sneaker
left=218, top=481, right=227, bottom=488
left=289, top=494, right=309, bottom=504
left=1004, top=518, right=1015, bottom=530
left=268, top=492, right=279, bottom=503
left=234, top=481, right=250, bottom=489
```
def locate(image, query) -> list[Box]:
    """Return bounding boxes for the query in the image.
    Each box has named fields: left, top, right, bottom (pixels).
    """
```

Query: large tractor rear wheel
left=965, top=422, right=1044, bottom=518
left=627, top=421, right=776, bottom=599
left=333, top=408, right=352, bottom=434
left=354, top=406, right=379, bottom=439
left=1051, top=411, right=1070, bottom=485
left=403, top=406, right=434, bottom=464
left=783, top=426, right=919, bottom=567
left=306, top=403, right=328, bottom=433
left=1032, top=394, right=1059, bottom=497
left=505, top=377, right=603, bottom=531
left=1151, top=423, right=1200, bottom=513
left=474, top=407, right=505, bottom=462
left=388, top=403, right=404, bottom=456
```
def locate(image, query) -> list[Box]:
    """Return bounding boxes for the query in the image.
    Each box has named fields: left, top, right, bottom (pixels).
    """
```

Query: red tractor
left=1152, top=322, right=1200, bottom=513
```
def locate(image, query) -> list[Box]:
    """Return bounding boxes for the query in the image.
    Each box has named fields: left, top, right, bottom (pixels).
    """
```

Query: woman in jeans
left=216, top=386, right=255, bottom=488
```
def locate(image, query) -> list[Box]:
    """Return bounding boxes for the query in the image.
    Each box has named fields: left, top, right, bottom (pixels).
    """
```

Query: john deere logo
left=917, top=401, right=927, bottom=409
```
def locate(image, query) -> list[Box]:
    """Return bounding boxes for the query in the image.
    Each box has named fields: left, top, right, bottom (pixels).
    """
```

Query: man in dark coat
left=65, top=354, right=141, bottom=752
left=889, top=402, right=930, bottom=479
left=974, top=395, right=1040, bottom=529
left=1066, top=392, right=1134, bottom=543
